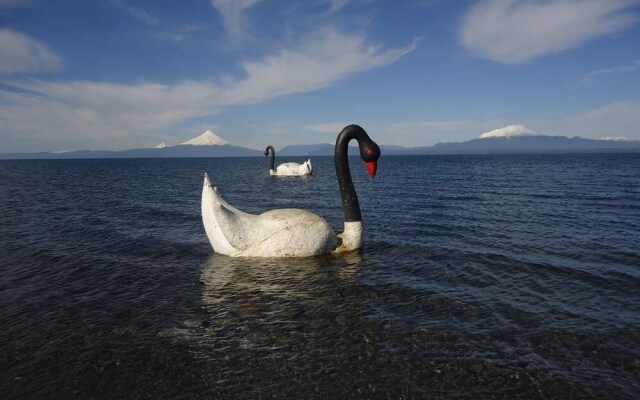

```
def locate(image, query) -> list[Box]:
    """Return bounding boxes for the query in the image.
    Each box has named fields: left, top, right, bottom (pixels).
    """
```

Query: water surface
left=1, top=154, right=638, bottom=399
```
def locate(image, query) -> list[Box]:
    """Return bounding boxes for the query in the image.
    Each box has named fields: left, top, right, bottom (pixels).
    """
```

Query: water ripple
left=1, top=154, right=639, bottom=399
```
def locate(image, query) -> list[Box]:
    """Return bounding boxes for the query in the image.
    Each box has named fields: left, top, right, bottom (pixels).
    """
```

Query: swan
left=264, top=146, right=312, bottom=176
left=201, top=124, right=380, bottom=257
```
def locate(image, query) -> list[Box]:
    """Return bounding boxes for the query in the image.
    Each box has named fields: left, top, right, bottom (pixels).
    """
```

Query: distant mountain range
left=0, top=130, right=261, bottom=160
left=1, top=128, right=639, bottom=160
left=417, top=135, right=640, bottom=154
left=279, top=135, right=640, bottom=156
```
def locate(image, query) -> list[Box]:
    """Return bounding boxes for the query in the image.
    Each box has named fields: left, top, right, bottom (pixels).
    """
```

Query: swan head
left=336, top=124, right=381, bottom=178
left=358, top=135, right=381, bottom=178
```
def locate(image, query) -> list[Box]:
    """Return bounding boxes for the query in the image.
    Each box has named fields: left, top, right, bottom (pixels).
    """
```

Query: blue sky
left=0, top=0, right=639, bottom=152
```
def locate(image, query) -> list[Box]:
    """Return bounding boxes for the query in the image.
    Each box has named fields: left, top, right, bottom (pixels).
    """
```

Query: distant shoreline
left=2, top=149, right=640, bottom=161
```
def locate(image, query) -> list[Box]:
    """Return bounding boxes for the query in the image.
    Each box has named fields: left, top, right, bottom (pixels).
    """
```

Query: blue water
left=1, top=154, right=638, bottom=399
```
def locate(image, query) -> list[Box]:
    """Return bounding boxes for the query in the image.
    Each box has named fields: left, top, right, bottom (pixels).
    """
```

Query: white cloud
left=221, top=29, right=416, bottom=105
left=210, top=0, right=263, bottom=41
left=385, top=110, right=640, bottom=146
left=582, top=59, right=640, bottom=82
left=387, top=120, right=504, bottom=145
left=0, top=80, right=221, bottom=150
left=0, top=29, right=62, bottom=74
left=563, top=100, right=640, bottom=138
left=249, top=122, right=292, bottom=136
left=305, top=122, right=353, bottom=134
left=155, top=24, right=210, bottom=45
left=110, top=0, right=160, bottom=26
left=460, top=0, right=640, bottom=64
left=326, top=0, right=350, bottom=14
left=0, top=29, right=414, bottom=151
left=479, top=124, right=535, bottom=138
left=390, top=120, right=496, bottom=135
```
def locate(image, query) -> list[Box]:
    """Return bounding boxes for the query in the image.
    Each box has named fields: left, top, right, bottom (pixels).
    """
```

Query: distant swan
left=202, top=125, right=380, bottom=257
left=264, top=146, right=312, bottom=176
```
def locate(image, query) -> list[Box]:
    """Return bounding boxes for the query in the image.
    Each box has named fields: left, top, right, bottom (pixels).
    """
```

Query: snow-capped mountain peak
left=479, top=125, right=536, bottom=139
left=181, top=130, right=230, bottom=146
left=155, top=142, right=167, bottom=149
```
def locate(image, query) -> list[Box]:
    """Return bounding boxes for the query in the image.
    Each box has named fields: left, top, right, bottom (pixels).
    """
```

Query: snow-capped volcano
left=479, top=125, right=536, bottom=139
left=181, top=130, right=230, bottom=146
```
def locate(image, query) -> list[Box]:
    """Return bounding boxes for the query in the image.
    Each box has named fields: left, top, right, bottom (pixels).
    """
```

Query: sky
left=0, top=0, right=639, bottom=153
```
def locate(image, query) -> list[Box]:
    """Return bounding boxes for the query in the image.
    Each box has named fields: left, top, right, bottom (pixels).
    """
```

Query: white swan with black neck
left=264, top=146, right=312, bottom=176
left=201, top=125, right=380, bottom=257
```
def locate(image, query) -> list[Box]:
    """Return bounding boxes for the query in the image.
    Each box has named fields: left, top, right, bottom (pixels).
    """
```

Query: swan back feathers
left=202, top=173, right=336, bottom=257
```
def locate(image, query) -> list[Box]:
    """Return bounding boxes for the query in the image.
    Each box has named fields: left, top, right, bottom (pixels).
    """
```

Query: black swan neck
left=335, top=125, right=366, bottom=222
left=265, top=146, right=275, bottom=170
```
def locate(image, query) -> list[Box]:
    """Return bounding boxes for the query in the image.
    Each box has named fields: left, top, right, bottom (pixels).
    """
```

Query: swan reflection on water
left=168, top=252, right=368, bottom=354
left=200, top=251, right=364, bottom=302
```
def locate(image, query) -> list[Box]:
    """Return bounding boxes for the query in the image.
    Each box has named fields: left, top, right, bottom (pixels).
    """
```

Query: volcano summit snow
left=181, top=130, right=230, bottom=146
left=479, top=125, right=535, bottom=139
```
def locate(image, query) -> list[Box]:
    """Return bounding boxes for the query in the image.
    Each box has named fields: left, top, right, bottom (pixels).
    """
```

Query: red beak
left=366, top=161, right=377, bottom=178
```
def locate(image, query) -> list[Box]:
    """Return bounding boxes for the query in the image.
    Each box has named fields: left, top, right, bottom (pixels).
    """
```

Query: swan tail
left=202, top=173, right=254, bottom=255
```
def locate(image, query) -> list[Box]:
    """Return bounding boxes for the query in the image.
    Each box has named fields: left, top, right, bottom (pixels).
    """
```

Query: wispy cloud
left=111, top=0, right=160, bottom=26
left=151, top=23, right=211, bottom=45
left=0, top=80, right=221, bottom=150
left=387, top=102, right=640, bottom=145
left=110, top=0, right=160, bottom=26
left=389, top=120, right=504, bottom=137
left=109, top=1, right=211, bottom=46
left=563, top=99, right=640, bottom=137
left=582, top=59, right=640, bottom=82
left=305, top=122, right=353, bottom=134
left=222, top=29, right=417, bottom=105
left=460, top=0, right=640, bottom=64
left=0, top=29, right=414, bottom=150
left=251, top=122, right=292, bottom=136
left=387, top=120, right=508, bottom=145
left=0, top=29, right=62, bottom=74
left=210, top=0, right=263, bottom=41
left=326, top=0, right=350, bottom=14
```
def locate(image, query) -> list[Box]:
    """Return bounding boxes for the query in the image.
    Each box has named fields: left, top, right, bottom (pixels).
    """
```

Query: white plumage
left=202, top=125, right=380, bottom=258
left=270, top=159, right=312, bottom=176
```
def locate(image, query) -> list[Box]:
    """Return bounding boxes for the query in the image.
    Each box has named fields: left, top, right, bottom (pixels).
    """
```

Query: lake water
left=1, top=154, right=638, bottom=399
